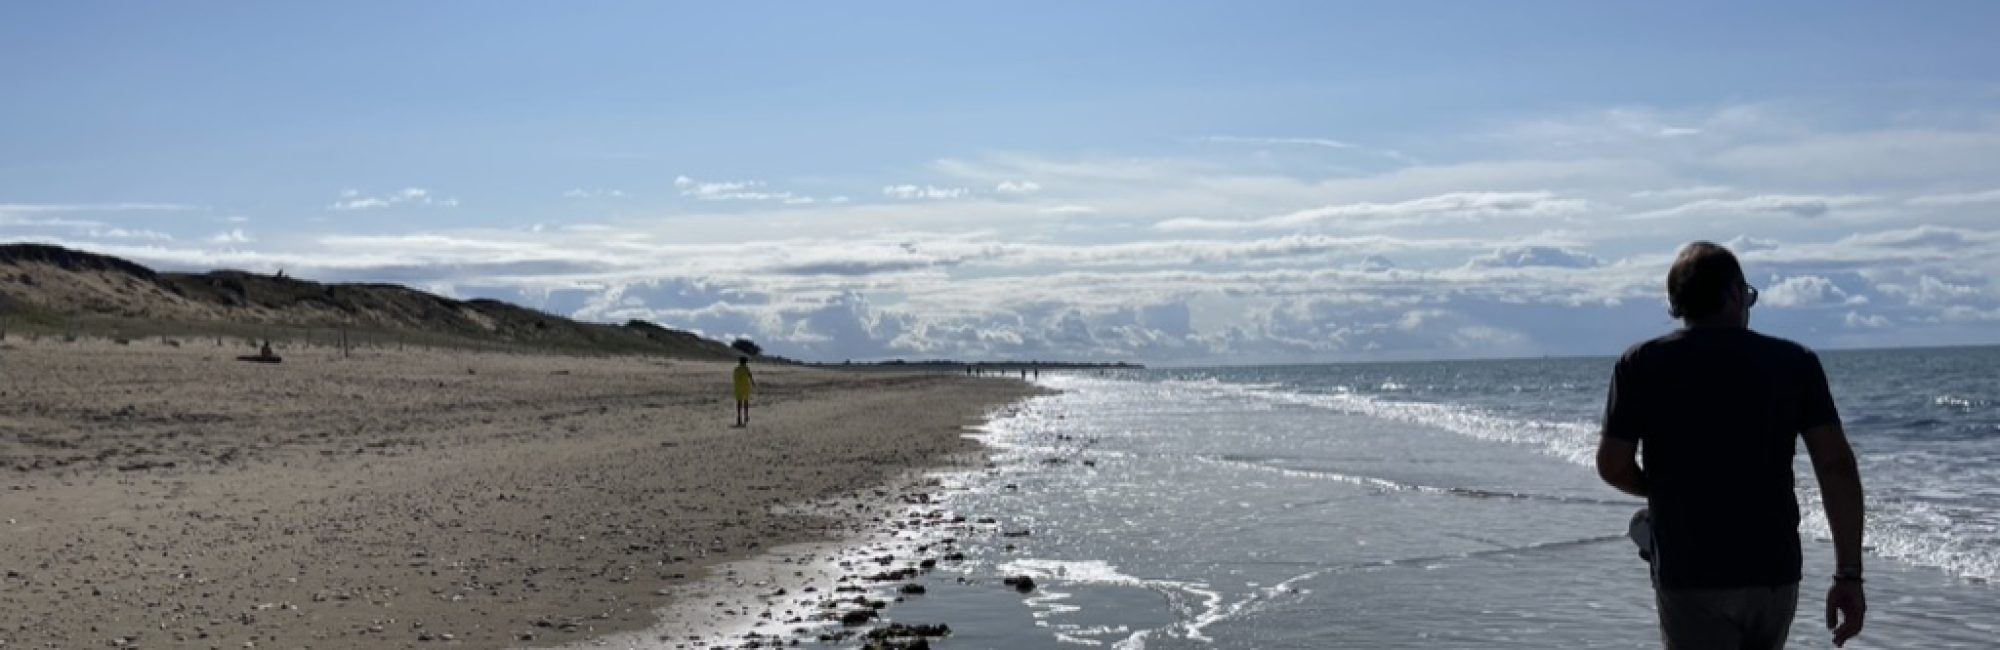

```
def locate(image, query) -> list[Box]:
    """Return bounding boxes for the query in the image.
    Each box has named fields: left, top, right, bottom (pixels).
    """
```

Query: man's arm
left=1803, top=423, right=1865, bottom=573
left=1797, top=352, right=1860, bottom=569
left=1597, top=354, right=1648, bottom=498
left=1595, top=436, right=1648, bottom=498
left=1804, top=422, right=1866, bottom=646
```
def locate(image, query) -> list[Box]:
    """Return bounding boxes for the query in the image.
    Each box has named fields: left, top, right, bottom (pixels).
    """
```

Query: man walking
left=1596, top=242, right=1866, bottom=648
left=733, top=356, right=755, bottom=427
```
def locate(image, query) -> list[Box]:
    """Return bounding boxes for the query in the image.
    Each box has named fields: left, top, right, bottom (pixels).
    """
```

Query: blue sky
left=5, top=2, right=2000, bottom=363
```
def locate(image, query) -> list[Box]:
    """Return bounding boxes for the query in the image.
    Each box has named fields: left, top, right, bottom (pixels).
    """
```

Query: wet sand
left=0, top=338, right=1033, bottom=648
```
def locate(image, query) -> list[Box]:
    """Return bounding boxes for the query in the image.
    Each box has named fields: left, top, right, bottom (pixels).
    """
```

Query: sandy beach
left=0, top=338, right=1033, bottom=648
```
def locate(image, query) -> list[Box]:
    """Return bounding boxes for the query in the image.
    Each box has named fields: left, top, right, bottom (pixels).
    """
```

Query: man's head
left=738, top=356, right=748, bottom=365
left=1667, top=241, right=1756, bottom=327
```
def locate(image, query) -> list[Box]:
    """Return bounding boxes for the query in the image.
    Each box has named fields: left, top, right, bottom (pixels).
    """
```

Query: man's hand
left=1826, top=580, right=1865, bottom=647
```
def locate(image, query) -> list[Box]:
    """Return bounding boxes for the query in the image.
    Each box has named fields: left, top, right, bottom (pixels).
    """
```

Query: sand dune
left=0, top=243, right=746, bottom=360
left=0, top=338, right=1032, bottom=647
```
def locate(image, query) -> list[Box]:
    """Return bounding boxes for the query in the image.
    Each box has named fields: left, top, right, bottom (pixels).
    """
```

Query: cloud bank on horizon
left=3, top=3, right=1998, bottom=364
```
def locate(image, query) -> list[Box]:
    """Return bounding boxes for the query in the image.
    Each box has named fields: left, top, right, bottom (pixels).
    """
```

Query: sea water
left=885, top=345, right=2000, bottom=648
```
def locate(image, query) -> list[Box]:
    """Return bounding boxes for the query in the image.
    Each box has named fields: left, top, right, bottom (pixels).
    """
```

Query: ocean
left=880, top=345, right=2000, bottom=648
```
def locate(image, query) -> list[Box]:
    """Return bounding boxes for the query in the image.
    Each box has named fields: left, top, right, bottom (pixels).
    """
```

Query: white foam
left=997, top=558, right=1231, bottom=646
left=1112, top=629, right=1152, bottom=650
left=1173, top=378, right=1603, bottom=467
left=1000, top=558, right=1148, bottom=584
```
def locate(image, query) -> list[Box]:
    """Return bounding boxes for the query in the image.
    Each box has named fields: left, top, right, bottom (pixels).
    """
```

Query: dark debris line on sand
left=638, top=477, right=996, bottom=649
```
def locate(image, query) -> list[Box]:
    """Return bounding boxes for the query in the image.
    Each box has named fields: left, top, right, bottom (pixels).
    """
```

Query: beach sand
left=0, top=338, right=1033, bottom=648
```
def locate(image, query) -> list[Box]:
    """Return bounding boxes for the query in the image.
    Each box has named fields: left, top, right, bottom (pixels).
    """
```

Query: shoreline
left=560, top=468, right=976, bottom=649
left=0, top=338, right=1037, bottom=648
left=575, top=398, right=1048, bottom=649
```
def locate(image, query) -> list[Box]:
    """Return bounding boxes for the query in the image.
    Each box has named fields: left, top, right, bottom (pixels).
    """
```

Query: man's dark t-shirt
left=1603, top=327, right=1841, bottom=589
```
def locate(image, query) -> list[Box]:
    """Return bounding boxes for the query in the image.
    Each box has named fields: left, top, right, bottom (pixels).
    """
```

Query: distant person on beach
left=1597, top=241, right=1867, bottom=649
left=732, top=357, right=755, bottom=427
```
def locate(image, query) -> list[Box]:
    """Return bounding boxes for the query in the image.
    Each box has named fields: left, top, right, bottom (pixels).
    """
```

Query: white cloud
left=1709, top=127, right=2000, bottom=185
left=1464, top=245, right=1601, bottom=269
left=1204, top=135, right=1363, bottom=150
left=1725, top=235, right=1781, bottom=253
left=85, top=227, right=174, bottom=241
left=673, top=175, right=807, bottom=202
left=1495, top=107, right=1738, bottom=149
left=207, top=229, right=253, bottom=245
left=936, top=233, right=1532, bottom=270
left=1632, top=194, right=1874, bottom=220
left=1630, top=185, right=1734, bottom=199
left=1040, top=205, right=1098, bottom=216
left=1200, top=135, right=1421, bottom=164
left=563, top=188, right=627, bottom=199
left=1845, top=311, right=1892, bottom=328
left=0, top=204, right=191, bottom=243
left=1880, top=275, right=1984, bottom=307
left=1353, top=255, right=1396, bottom=272
left=1762, top=275, right=1853, bottom=307
left=330, top=187, right=456, bottom=211
left=1907, top=189, right=2000, bottom=206
left=995, top=180, right=1042, bottom=194
left=1940, top=306, right=2000, bottom=323
left=333, top=197, right=388, bottom=210
left=1157, top=191, right=1586, bottom=232
left=883, top=185, right=970, bottom=200
left=40, top=218, right=1992, bottom=363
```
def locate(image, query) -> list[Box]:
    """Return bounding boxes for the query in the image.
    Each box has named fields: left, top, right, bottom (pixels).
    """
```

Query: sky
left=4, top=1, right=2000, bottom=364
